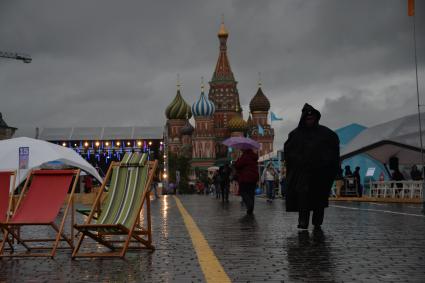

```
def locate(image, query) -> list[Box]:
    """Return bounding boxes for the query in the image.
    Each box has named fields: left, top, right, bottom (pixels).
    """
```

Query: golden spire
left=201, top=76, right=204, bottom=93
left=177, top=73, right=181, bottom=91
left=258, top=72, right=262, bottom=88
left=218, top=15, right=228, bottom=37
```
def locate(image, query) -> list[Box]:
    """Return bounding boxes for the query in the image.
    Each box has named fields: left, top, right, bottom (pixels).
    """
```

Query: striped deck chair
left=0, top=169, right=80, bottom=258
left=72, top=152, right=158, bottom=258
left=0, top=171, right=16, bottom=250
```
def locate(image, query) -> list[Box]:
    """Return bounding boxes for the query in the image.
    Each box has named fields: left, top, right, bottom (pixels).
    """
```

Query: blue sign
left=19, top=147, right=29, bottom=169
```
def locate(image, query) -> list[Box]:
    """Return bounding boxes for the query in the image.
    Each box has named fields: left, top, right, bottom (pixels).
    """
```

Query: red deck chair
left=0, top=169, right=80, bottom=258
left=0, top=171, right=16, bottom=250
left=0, top=171, right=16, bottom=223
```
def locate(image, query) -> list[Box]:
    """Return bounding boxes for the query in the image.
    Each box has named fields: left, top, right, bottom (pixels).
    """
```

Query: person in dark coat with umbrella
left=284, top=103, right=340, bottom=230
left=234, top=148, right=259, bottom=215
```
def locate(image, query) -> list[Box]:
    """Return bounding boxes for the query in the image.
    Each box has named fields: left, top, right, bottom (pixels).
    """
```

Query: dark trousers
left=266, top=180, right=275, bottom=200
left=298, top=208, right=325, bottom=228
left=215, top=184, right=221, bottom=198
left=240, top=182, right=256, bottom=213
left=221, top=184, right=229, bottom=202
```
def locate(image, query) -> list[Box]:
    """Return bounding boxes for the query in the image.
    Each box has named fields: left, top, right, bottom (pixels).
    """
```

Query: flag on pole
left=258, top=124, right=265, bottom=136
left=270, top=111, right=283, bottom=122
left=408, top=0, right=415, bottom=16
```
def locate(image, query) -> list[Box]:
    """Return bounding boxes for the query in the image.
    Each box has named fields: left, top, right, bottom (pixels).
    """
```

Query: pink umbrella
left=222, top=136, right=260, bottom=150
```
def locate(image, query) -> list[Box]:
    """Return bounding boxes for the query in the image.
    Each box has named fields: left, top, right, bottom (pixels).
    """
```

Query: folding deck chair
left=0, top=171, right=16, bottom=224
left=0, top=171, right=16, bottom=249
left=0, top=169, right=80, bottom=258
left=72, top=152, right=158, bottom=258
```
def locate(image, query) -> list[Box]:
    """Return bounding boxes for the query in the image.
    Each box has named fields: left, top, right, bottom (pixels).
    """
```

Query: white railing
left=369, top=181, right=423, bottom=199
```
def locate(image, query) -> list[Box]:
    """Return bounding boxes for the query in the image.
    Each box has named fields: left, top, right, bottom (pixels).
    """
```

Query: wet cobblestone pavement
left=1, top=195, right=425, bottom=282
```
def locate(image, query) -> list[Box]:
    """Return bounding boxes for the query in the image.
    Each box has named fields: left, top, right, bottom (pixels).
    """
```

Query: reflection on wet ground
left=1, top=195, right=425, bottom=282
left=287, top=230, right=334, bottom=282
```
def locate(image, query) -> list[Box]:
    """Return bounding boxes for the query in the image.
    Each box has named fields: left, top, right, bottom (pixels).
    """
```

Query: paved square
left=1, top=195, right=425, bottom=282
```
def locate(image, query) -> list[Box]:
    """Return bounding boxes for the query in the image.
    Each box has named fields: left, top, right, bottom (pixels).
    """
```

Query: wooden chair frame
left=0, top=170, right=16, bottom=251
left=0, top=169, right=80, bottom=258
left=72, top=159, right=158, bottom=258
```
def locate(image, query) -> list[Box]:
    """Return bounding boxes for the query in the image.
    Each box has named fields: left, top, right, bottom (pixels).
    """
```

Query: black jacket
left=284, top=104, right=340, bottom=211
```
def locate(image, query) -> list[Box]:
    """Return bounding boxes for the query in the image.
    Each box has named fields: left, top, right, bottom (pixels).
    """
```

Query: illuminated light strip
left=174, top=196, right=231, bottom=283
left=330, top=205, right=425, bottom=218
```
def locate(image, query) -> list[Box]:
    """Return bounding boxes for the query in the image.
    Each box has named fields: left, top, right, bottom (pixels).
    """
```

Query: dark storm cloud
left=0, top=0, right=423, bottom=146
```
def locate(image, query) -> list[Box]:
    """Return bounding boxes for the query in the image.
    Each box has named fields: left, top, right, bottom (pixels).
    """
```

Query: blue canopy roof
left=335, top=123, right=390, bottom=183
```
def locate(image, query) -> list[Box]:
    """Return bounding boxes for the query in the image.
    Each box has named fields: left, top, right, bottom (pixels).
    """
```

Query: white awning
left=0, top=137, right=103, bottom=189
left=341, top=113, right=425, bottom=165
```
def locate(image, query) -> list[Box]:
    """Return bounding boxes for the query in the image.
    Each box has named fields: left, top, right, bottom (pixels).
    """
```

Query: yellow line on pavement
left=174, top=196, right=231, bottom=283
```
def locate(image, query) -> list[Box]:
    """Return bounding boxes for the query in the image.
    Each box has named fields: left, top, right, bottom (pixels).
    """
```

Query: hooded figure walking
left=284, top=104, right=340, bottom=230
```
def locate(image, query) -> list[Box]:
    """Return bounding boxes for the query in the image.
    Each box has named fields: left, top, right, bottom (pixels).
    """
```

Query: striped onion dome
left=228, top=115, right=248, bottom=132
left=165, top=90, right=192, bottom=120
left=192, top=91, right=215, bottom=117
left=249, top=87, right=270, bottom=112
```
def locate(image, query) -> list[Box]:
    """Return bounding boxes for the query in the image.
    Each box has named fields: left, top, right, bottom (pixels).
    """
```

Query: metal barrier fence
left=369, top=181, right=423, bottom=199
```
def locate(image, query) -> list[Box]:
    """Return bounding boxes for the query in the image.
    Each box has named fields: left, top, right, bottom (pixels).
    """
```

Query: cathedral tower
left=249, top=82, right=274, bottom=156
left=191, top=80, right=216, bottom=168
left=208, top=20, right=241, bottom=158
left=165, top=83, right=192, bottom=154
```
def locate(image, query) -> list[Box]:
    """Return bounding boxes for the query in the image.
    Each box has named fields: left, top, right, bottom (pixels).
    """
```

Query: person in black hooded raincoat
left=284, top=103, right=340, bottom=229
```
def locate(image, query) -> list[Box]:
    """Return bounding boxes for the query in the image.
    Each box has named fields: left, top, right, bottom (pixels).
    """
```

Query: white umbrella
left=0, top=137, right=102, bottom=189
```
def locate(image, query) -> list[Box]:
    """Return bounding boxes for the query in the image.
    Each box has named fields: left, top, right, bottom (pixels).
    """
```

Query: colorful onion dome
left=165, top=89, right=192, bottom=120
left=249, top=87, right=270, bottom=112
left=228, top=115, right=248, bottom=132
left=180, top=120, right=194, bottom=136
left=192, top=86, right=215, bottom=117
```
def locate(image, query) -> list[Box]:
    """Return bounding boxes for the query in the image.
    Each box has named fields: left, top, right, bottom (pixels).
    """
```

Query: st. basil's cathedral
left=164, top=21, right=275, bottom=170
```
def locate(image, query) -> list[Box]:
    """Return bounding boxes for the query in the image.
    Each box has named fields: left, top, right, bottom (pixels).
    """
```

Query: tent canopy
left=0, top=137, right=102, bottom=189
left=341, top=113, right=425, bottom=165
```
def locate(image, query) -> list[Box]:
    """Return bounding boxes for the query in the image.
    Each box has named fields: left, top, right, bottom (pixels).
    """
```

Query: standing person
left=213, top=171, right=221, bottom=199
left=335, top=167, right=344, bottom=197
left=284, top=103, right=340, bottom=230
left=410, top=165, right=422, bottom=180
left=392, top=167, right=405, bottom=189
left=151, top=171, right=160, bottom=199
left=344, top=165, right=353, bottom=177
left=219, top=163, right=231, bottom=203
left=262, top=163, right=278, bottom=203
left=353, top=166, right=362, bottom=197
left=84, top=175, right=93, bottom=193
left=234, top=148, right=259, bottom=215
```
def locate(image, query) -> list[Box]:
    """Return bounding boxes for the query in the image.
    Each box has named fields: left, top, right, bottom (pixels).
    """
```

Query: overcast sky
left=1, top=0, right=424, bottom=148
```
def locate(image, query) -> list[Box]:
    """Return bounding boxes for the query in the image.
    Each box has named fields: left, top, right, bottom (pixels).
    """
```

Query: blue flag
left=258, top=124, right=265, bottom=136
left=271, top=111, right=283, bottom=122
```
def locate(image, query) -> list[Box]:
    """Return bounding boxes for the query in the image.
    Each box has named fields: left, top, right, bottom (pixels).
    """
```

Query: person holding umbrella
left=223, top=137, right=260, bottom=215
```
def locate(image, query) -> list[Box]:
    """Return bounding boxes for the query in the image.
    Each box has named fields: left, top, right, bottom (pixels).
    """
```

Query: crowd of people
left=193, top=103, right=339, bottom=230
left=166, top=103, right=423, bottom=231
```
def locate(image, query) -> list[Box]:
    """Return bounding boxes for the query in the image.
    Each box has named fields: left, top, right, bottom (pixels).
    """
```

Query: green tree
left=168, top=151, right=193, bottom=194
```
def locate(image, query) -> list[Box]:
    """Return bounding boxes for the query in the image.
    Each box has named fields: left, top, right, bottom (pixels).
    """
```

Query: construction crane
left=0, top=51, right=32, bottom=63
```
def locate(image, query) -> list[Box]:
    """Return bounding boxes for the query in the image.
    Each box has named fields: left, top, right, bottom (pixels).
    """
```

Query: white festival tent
left=341, top=113, right=425, bottom=165
left=0, top=137, right=103, bottom=190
